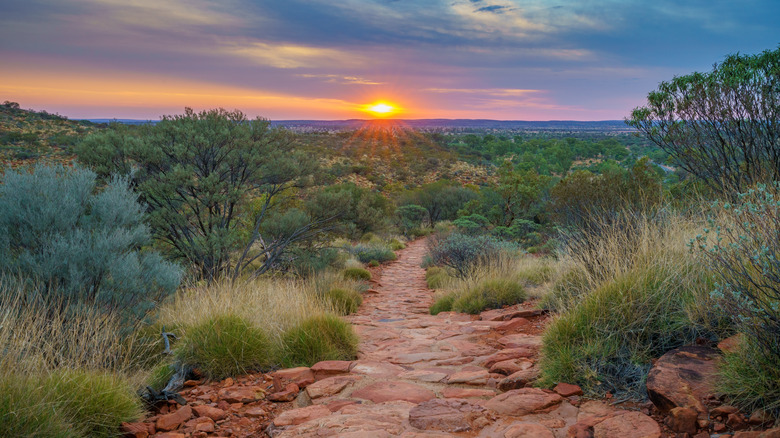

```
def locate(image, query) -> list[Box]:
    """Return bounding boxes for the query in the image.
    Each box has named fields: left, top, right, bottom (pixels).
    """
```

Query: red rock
left=408, top=398, right=489, bottom=432
left=727, top=412, right=748, bottom=430
left=272, top=367, right=315, bottom=390
left=153, top=433, right=185, bottom=438
left=593, top=411, right=661, bottom=438
left=441, top=387, right=496, bottom=398
left=268, top=382, right=300, bottom=402
left=484, top=388, right=563, bottom=416
left=310, top=360, right=353, bottom=380
left=306, top=375, right=359, bottom=399
left=711, top=405, right=740, bottom=418
left=191, top=405, right=226, bottom=421
left=666, top=407, right=698, bottom=434
left=749, top=409, right=772, bottom=425
left=554, top=382, right=584, bottom=397
left=760, top=428, right=780, bottom=438
left=244, top=407, right=266, bottom=418
left=646, top=345, right=719, bottom=416
left=217, top=387, right=261, bottom=403
left=718, top=334, right=744, bottom=354
left=483, top=348, right=536, bottom=368
left=503, top=422, right=555, bottom=438
left=497, top=367, right=540, bottom=391
left=120, top=422, right=151, bottom=438
left=446, top=369, right=489, bottom=385
left=495, top=317, right=531, bottom=333
left=351, top=381, right=435, bottom=404
left=273, top=405, right=331, bottom=426
left=734, top=432, right=763, bottom=438
left=349, top=360, right=405, bottom=377
left=156, top=405, right=192, bottom=432
left=713, top=421, right=727, bottom=432
left=489, top=359, right=527, bottom=375
left=325, top=399, right=359, bottom=412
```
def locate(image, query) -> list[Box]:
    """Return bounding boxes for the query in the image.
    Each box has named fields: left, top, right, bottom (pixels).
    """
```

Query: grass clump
left=538, top=265, right=591, bottom=312
left=324, top=288, right=363, bottom=314
left=343, top=267, right=371, bottom=281
left=147, top=360, right=176, bottom=391
left=281, top=313, right=359, bottom=367
left=389, top=238, right=406, bottom=251
left=0, top=375, right=75, bottom=438
left=538, top=261, right=712, bottom=398
left=717, top=338, right=780, bottom=416
left=430, top=293, right=456, bottom=315
left=176, top=314, right=271, bottom=379
left=425, top=266, right=449, bottom=289
left=452, top=278, right=526, bottom=314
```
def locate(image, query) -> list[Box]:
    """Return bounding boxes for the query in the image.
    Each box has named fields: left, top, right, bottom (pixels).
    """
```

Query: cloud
left=224, top=41, right=365, bottom=69
left=475, top=5, right=512, bottom=14
left=296, top=74, right=384, bottom=85
left=425, top=88, right=541, bottom=97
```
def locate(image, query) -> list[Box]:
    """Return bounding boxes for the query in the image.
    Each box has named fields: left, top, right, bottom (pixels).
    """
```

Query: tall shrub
left=0, top=164, right=181, bottom=325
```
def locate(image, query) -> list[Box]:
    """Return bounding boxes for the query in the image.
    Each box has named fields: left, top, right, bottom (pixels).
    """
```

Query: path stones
left=447, top=369, right=489, bottom=385
left=305, top=375, right=361, bottom=399
left=310, top=360, right=353, bottom=380
left=502, top=422, right=556, bottom=438
left=592, top=411, right=661, bottom=438
left=646, top=345, right=719, bottom=416
left=485, top=388, right=563, bottom=416
left=409, top=398, right=491, bottom=432
left=273, top=405, right=331, bottom=426
left=352, top=381, right=436, bottom=404
left=349, top=360, right=405, bottom=378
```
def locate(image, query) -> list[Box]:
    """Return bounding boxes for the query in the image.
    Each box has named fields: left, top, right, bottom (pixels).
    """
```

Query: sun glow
left=363, top=101, right=398, bottom=117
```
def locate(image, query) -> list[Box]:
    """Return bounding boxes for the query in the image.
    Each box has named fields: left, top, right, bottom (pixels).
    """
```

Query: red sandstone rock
left=495, top=317, right=531, bottom=333
left=718, top=333, right=744, bottom=354
left=497, top=367, right=540, bottom=391
left=310, top=360, right=353, bottom=380
left=268, top=382, right=299, bottom=402
left=483, top=348, right=536, bottom=368
left=503, top=422, right=556, bottom=438
left=441, top=387, right=496, bottom=398
left=446, top=369, right=489, bottom=385
left=271, top=367, right=315, bottom=390
left=484, top=388, right=562, bottom=416
left=352, top=381, right=435, bottom=404
left=217, top=387, right=261, bottom=403
left=191, top=405, right=226, bottom=421
left=646, top=345, right=719, bottom=416
left=156, top=405, right=192, bottom=432
left=554, top=382, right=583, bottom=397
left=305, top=375, right=359, bottom=399
left=666, top=407, right=698, bottom=434
left=593, top=411, right=661, bottom=438
left=408, top=398, right=489, bottom=432
left=273, top=405, right=331, bottom=426
left=120, top=422, right=151, bottom=438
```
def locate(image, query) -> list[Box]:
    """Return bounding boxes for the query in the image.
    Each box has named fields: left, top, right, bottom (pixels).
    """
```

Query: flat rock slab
left=501, top=422, right=555, bottom=438
left=352, top=381, right=436, bottom=404
left=593, top=411, right=661, bottom=438
left=447, top=369, right=489, bottom=385
left=273, top=405, right=332, bottom=427
left=310, top=360, right=354, bottom=380
left=349, top=361, right=405, bottom=378
left=409, top=398, right=490, bottom=433
left=305, top=375, right=361, bottom=399
left=485, top=388, right=563, bottom=416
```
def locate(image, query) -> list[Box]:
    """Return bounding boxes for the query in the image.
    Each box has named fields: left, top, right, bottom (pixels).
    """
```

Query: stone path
left=263, top=239, right=661, bottom=438
left=127, top=239, right=667, bottom=438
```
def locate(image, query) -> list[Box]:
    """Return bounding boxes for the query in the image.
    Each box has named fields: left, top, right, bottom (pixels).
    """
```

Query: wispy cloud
left=425, top=88, right=541, bottom=97
left=296, top=74, right=384, bottom=85
left=224, top=41, right=364, bottom=69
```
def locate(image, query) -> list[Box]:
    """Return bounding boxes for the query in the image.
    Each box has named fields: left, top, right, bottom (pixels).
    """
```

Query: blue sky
left=1, top=0, right=777, bottom=119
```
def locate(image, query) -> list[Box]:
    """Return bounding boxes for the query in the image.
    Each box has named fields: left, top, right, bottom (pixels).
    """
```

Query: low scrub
left=717, top=338, right=780, bottom=416
left=425, top=266, right=450, bottom=289
left=343, top=267, right=371, bottom=281
left=451, top=278, right=526, bottom=314
left=429, top=292, right=456, bottom=315
left=427, top=232, right=518, bottom=278
left=324, top=288, right=362, bottom=314
left=538, top=260, right=715, bottom=399
left=281, top=314, right=359, bottom=367
left=350, top=243, right=397, bottom=264
left=176, top=314, right=272, bottom=379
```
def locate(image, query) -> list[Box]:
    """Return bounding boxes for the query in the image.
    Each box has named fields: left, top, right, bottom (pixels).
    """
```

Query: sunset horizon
left=2, top=1, right=777, bottom=121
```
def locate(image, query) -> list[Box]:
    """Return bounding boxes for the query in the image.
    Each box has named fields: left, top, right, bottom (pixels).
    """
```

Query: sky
left=0, top=0, right=778, bottom=120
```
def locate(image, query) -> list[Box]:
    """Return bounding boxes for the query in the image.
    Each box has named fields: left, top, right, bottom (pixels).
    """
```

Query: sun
left=362, top=101, right=399, bottom=117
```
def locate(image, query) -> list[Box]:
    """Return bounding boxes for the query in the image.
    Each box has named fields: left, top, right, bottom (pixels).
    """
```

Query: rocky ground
left=123, top=239, right=780, bottom=438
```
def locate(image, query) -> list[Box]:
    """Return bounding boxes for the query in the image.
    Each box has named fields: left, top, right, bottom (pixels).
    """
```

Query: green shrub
left=515, top=262, right=554, bottom=285
left=0, top=375, right=74, bottom=438
left=427, top=232, right=518, bottom=278
left=368, top=260, right=379, bottom=267
left=389, top=239, right=405, bottom=251
left=350, top=243, right=397, bottom=263
left=538, top=266, right=591, bottom=312
left=717, top=338, right=780, bottom=416
left=281, top=314, right=358, bottom=367
left=324, top=288, right=362, bottom=315
left=176, top=314, right=272, bottom=379
left=538, top=264, right=711, bottom=399
left=0, top=164, right=182, bottom=329
left=45, top=369, right=142, bottom=438
left=452, top=278, right=526, bottom=314
left=343, top=267, right=371, bottom=281
left=430, top=293, right=456, bottom=315
left=425, top=266, right=449, bottom=289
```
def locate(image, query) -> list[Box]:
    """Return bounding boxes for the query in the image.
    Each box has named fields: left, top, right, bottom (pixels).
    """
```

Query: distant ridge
left=77, top=118, right=633, bottom=132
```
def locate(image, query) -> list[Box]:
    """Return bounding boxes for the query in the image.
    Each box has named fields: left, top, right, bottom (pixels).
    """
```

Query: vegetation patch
left=425, top=266, right=449, bottom=289
left=717, top=338, right=780, bottom=416
left=343, top=267, right=371, bottom=281
left=281, top=314, right=359, bottom=367
left=176, top=314, right=272, bottom=379
left=324, top=288, right=362, bottom=315
left=451, top=278, right=526, bottom=314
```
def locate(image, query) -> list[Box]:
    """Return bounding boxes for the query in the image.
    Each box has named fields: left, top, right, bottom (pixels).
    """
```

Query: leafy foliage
left=343, top=267, right=371, bottom=281
left=77, top=108, right=325, bottom=282
left=426, top=232, right=518, bottom=278
left=306, top=183, right=392, bottom=238
left=628, top=47, right=780, bottom=195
